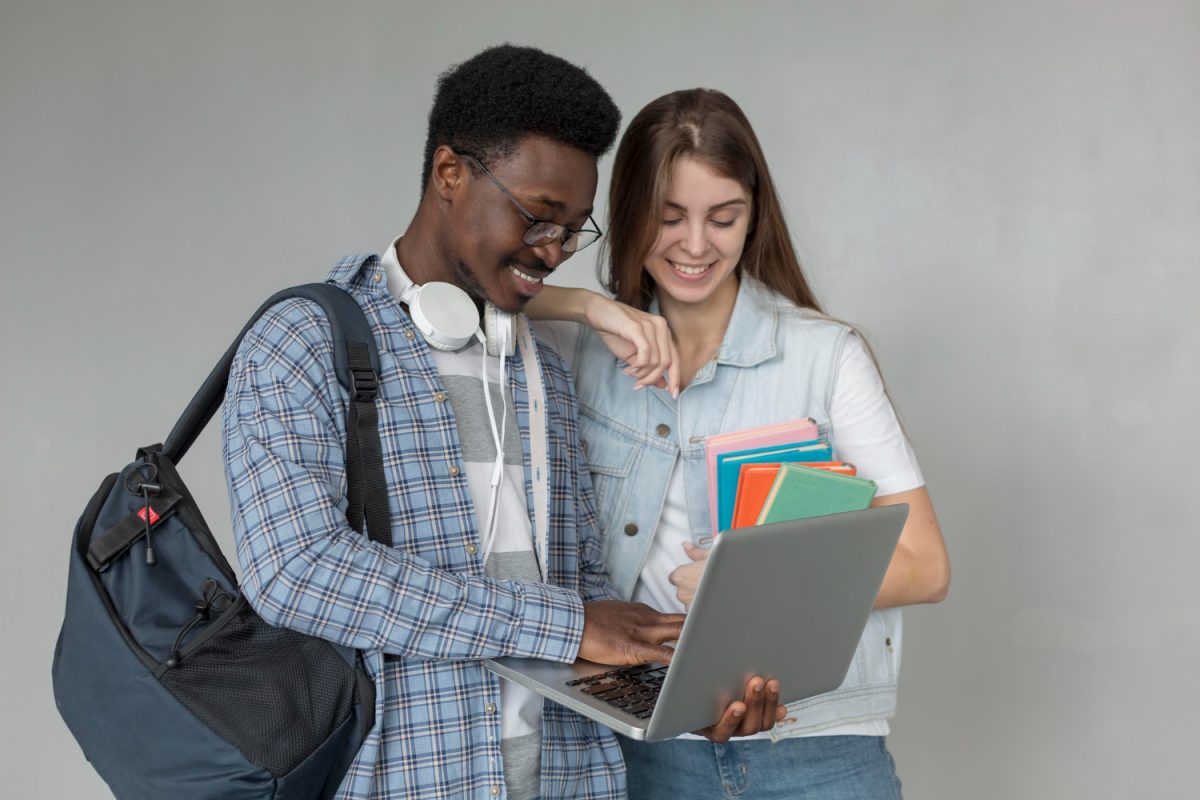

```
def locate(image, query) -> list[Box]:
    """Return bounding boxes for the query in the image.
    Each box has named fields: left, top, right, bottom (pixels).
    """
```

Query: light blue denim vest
left=568, top=277, right=902, bottom=736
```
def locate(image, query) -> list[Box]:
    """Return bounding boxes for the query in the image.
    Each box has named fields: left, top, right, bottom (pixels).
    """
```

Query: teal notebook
left=756, top=463, right=878, bottom=525
left=716, top=439, right=832, bottom=532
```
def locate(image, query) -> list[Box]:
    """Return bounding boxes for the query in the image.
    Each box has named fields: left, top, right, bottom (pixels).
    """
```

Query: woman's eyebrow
left=665, top=198, right=748, bottom=213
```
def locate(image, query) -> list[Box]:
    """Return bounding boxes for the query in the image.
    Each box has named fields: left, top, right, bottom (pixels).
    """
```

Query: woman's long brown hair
left=601, top=88, right=824, bottom=314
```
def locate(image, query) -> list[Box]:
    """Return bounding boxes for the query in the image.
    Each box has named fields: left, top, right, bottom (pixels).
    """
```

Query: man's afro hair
left=421, top=44, right=620, bottom=192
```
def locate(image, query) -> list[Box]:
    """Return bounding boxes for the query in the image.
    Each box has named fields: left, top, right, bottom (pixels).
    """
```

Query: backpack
left=52, top=283, right=392, bottom=800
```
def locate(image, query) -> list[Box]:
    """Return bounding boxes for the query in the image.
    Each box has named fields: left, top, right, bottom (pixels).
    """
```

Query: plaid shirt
left=222, top=254, right=623, bottom=799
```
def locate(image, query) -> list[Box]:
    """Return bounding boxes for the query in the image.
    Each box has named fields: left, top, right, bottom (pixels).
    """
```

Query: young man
left=223, top=45, right=777, bottom=799
left=220, top=45, right=652, bottom=800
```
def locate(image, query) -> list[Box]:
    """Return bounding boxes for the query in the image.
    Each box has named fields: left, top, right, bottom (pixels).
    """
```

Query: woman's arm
left=871, top=486, right=950, bottom=608
left=524, top=284, right=594, bottom=324
left=526, top=285, right=679, bottom=394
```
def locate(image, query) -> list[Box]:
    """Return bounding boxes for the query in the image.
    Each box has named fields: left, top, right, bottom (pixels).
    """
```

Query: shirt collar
left=325, top=250, right=386, bottom=293
left=378, top=236, right=410, bottom=304
left=321, top=237, right=409, bottom=300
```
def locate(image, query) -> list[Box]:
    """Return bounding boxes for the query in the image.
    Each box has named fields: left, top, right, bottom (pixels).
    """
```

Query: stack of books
left=704, top=418, right=878, bottom=535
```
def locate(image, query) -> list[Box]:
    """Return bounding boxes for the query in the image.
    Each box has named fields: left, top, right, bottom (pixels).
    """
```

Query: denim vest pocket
left=838, top=610, right=897, bottom=690
left=578, top=415, right=640, bottom=542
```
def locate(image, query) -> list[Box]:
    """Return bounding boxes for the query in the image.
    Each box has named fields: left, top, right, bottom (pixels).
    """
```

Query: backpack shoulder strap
left=161, top=282, right=392, bottom=546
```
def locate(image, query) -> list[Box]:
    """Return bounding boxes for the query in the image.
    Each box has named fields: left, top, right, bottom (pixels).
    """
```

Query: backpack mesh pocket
left=159, top=605, right=358, bottom=777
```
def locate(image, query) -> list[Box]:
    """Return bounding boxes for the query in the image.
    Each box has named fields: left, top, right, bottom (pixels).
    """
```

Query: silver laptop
left=486, top=504, right=908, bottom=741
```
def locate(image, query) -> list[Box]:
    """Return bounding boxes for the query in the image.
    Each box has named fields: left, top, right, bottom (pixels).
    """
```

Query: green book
left=755, top=463, right=878, bottom=525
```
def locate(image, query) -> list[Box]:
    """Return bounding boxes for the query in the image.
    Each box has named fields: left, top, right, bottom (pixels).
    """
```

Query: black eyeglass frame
left=456, top=150, right=603, bottom=254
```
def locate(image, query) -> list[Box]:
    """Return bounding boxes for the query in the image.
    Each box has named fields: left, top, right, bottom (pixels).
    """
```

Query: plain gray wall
left=4, top=1, right=1197, bottom=797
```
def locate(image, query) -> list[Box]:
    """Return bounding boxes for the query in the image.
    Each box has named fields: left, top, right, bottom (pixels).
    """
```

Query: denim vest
left=568, top=277, right=902, bottom=736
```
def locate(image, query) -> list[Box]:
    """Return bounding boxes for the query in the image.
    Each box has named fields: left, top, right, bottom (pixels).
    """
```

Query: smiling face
left=437, top=136, right=599, bottom=313
left=645, top=156, right=752, bottom=310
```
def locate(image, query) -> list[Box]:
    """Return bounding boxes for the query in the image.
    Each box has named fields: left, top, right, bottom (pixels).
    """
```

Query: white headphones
left=389, top=265, right=515, bottom=357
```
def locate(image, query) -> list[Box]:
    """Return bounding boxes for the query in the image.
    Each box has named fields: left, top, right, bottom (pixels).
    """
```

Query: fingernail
left=732, top=708, right=743, bottom=717
left=753, top=683, right=763, bottom=693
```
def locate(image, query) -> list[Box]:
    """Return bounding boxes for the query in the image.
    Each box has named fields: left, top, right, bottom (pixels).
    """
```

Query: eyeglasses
left=457, top=151, right=603, bottom=253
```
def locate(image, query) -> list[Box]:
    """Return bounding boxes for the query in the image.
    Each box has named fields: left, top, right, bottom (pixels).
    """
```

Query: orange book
left=730, top=462, right=857, bottom=529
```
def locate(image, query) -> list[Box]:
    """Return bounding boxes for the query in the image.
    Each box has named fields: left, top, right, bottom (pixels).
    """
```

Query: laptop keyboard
left=566, top=664, right=668, bottom=719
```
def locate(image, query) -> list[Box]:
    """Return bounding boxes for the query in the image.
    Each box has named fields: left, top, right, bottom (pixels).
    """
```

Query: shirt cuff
left=508, top=581, right=586, bottom=663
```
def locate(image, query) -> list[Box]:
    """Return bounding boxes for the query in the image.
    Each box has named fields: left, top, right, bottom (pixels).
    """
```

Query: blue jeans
left=619, top=735, right=903, bottom=799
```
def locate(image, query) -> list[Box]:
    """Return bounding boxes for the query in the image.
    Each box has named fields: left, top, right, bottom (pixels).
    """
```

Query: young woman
left=530, top=88, right=950, bottom=799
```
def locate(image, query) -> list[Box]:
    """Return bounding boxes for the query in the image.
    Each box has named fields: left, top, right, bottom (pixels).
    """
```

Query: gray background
left=3, top=1, right=1197, bottom=797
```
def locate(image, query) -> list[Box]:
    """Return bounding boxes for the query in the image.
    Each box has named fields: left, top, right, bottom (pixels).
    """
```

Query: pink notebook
left=702, top=418, right=820, bottom=536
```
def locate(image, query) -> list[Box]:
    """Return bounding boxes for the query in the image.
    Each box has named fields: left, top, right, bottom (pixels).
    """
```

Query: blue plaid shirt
left=222, top=254, right=623, bottom=799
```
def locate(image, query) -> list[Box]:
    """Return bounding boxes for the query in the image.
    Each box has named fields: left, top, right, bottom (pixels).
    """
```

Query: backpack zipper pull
left=138, top=482, right=162, bottom=566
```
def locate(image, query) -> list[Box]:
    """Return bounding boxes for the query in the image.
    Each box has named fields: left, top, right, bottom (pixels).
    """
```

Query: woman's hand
left=580, top=293, right=680, bottom=397
left=525, top=286, right=679, bottom=395
left=668, top=541, right=710, bottom=610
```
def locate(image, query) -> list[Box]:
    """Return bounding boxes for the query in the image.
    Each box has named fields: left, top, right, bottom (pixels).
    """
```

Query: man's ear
left=430, top=145, right=467, bottom=201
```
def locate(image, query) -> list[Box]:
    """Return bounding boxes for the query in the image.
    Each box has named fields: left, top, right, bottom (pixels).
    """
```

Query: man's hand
left=693, top=677, right=786, bottom=743
left=668, top=541, right=710, bottom=610
left=579, top=600, right=686, bottom=666
left=581, top=294, right=680, bottom=397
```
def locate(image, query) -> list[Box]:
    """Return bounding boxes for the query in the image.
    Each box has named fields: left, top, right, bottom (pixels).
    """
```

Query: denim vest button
left=624, top=523, right=639, bottom=536
left=580, top=438, right=589, bottom=456
left=655, top=423, right=670, bottom=437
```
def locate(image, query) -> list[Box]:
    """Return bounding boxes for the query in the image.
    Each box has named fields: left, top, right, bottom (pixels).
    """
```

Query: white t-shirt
left=383, top=242, right=543, bottom=800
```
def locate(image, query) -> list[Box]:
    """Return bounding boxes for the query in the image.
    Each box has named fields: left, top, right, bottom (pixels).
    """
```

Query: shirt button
left=655, top=423, right=671, bottom=437
left=624, top=523, right=639, bottom=536
left=485, top=702, right=497, bottom=714
left=490, top=786, right=501, bottom=797
left=449, top=464, right=461, bottom=477
left=466, top=543, right=478, bottom=556
left=434, top=391, right=446, bottom=402
left=404, top=329, right=415, bottom=341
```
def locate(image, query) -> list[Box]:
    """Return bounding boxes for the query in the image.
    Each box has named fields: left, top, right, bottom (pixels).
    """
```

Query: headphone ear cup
left=483, top=303, right=516, bottom=357
left=409, top=282, right=481, bottom=351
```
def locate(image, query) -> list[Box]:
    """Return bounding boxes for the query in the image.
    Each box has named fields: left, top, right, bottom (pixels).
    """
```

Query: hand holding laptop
left=666, top=544, right=787, bottom=740
left=578, top=599, right=785, bottom=741
left=694, top=675, right=786, bottom=742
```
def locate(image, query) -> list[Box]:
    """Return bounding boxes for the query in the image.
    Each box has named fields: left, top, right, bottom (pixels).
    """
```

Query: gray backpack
left=53, top=282, right=392, bottom=799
